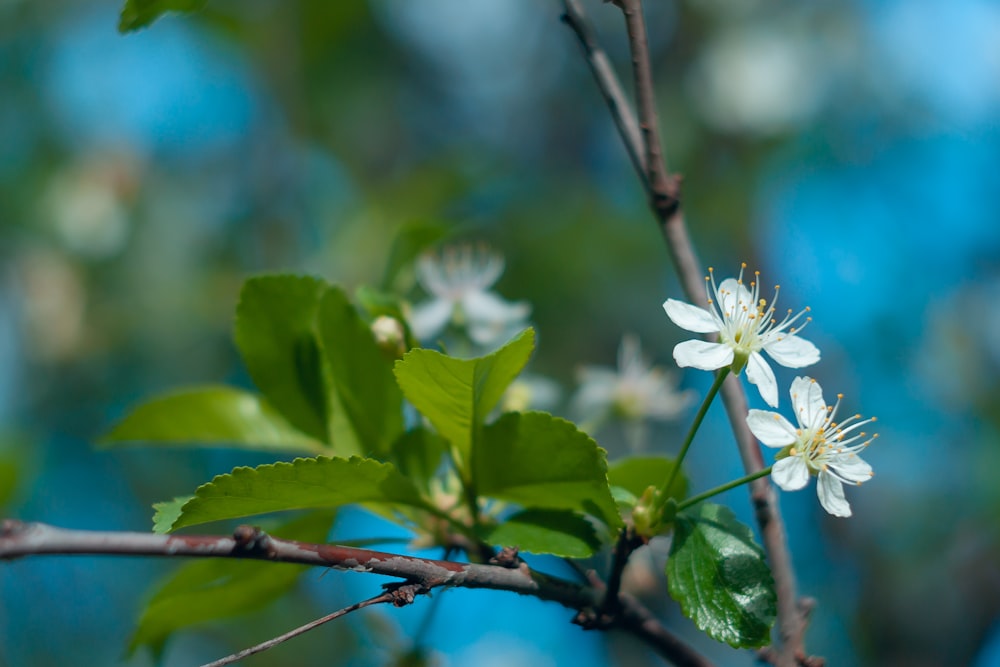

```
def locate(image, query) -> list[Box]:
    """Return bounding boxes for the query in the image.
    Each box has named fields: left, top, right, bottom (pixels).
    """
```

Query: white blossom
left=501, top=375, right=561, bottom=413
left=662, top=263, right=820, bottom=407
left=572, top=335, right=693, bottom=423
left=409, top=244, right=530, bottom=346
left=746, top=376, right=877, bottom=517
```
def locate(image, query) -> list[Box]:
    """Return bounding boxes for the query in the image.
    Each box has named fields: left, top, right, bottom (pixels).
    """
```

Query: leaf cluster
left=104, top=243, right=775, bottom=653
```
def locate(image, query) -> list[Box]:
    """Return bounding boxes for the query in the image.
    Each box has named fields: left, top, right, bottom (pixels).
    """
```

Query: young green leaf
left=234, top=275, right=331, bottom=442
left=156, top=456, right=428, bottom=533
left=316, top=286, right=403, bottom=458
left=100, top=386, right=327, bottom=455
left=129, top=511, right=334, bottom=656
left=608, top=456, right=687, bottom=507
left=153, top=496, right=192, bottom=533
left=476, top=411, right=621, bottom=531
left=118, top=0, right=205, bottom=33
left=666, top=503, right=776, bottom=648
left=393, top=328, right=534, bottom=472
left=482, top=509, right=602, bottom=558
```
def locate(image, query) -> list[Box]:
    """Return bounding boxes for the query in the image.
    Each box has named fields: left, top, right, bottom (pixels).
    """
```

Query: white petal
left=789, top=376, right=826, bottom=429
left=571, top=382, right=616, bottom=418
left=829, top=454, right=873, bottom=484
left=746, top=409, right=798, bottom=447
left=617, top=334, right=645, bottom=377
left=746, top=352, right=779, bottom=407
left=663, top=299, right=719, bottom=334
left=817, top=471, right=852, bottom=517
left=765, top=334, right=821, bottom=368
left=463, top=290, right=530, bottom=325
left=772, top=456, right=810, bottom=491
left=415, top=254, right=449, bottom=297
left=672, top=340, right=733, bottom=370
left=409, top=298, right=453, bottom=340
left=716, top=279, right=753, bottom=318
left=468, top=320, right=528, bottom=346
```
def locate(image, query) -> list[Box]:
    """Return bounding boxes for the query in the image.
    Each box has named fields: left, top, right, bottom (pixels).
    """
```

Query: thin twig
left=200, top=586, right=414, bottom=667
left=619, top=0, right=679, bottom=221
left=0, top=519, right=712, bottom=667
left=561, top=0, right=647, bottom=186
left=559, top=2, right=811, bottom=664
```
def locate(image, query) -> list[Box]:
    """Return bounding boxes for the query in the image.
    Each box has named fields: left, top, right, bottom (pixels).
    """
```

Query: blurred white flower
left=43, top=152, right=139, bottom=260
left=501, top=374, right=561, bottom=413
left=409, top=244, right=530, bottom=345
left=746, top=376, right=877, bottom=517
left=663, top=263, right=819, bottom=407
left=688, top=25, right=827, bottom=135
left=572, top=335, right=692, bottom=423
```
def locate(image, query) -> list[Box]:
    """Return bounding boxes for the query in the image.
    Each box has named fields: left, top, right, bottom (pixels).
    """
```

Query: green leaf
left=156, top=456, right=428, bottom=533
left=118, top=0, right=205, bottom=32
left=316, top=286, right=403, bottom=458
left=666, top=503, right=776, bottom=648
left=129, top=511, right=334, bottom=656
left=234, top=275, right=330, bottom=442
left=482, top=509, right=601, bottom=558
left=608, top=456, right=687, bottom=507
left=381, top=221, right=450, bottom=290
left=389, top=429, right=447, bottom=495
left=152, top=496, right=192, bottom=533
left=100, top=386, right=327, bottom=455
left=476, top=411, right=621, bottom=531
left=393, top=328, right=535, bottom=472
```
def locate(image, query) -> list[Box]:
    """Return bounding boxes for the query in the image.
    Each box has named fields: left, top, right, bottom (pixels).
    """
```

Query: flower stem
left=659, top=367, right=729, bottom=498
left=677, top=466, right=773, bottom=512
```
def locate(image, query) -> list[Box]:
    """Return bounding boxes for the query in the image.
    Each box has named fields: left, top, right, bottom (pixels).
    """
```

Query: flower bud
left=371, top=315, right=407, bottom=360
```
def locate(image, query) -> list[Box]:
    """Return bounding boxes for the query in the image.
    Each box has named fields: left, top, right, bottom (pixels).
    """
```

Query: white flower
left=409, top=244, right=530, bottom=346
left=662, top=263, right=820, bottom=407
left=572, top=335, right=693, bottom=423
left=502, top=374, right=562, bottom=413
left=746, top=376, right=877, bottom=517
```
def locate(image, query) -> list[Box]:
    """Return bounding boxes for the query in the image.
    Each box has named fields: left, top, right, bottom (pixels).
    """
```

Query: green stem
left=676, top=466, right=773, bottom=512
left=660, top=367, right=729, bottom=498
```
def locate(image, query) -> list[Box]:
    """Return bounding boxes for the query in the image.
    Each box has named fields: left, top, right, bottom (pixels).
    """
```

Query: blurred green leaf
left=234, top=275, right=330, bottom=442
left=0, top=461, right=17, bottom=507
left=608, top=456, right=687, bottom=507
left=381, top=221, right=451, bottom=290
left=156, top=456, right=428, bottom=533
left=393, top=328, right=534, bottom=474
left=666, top=503, right=776, bottom=648
left=389, top=428, right=447, bottom=496
left=129, top=510, right=334, bottom=656
left=317, top=286, right=403, bottom=458
left=118, top=0, right=205, bottom=33
left=476, top=411, right=621, bottom=531
left=100, top=386, right=327, bottom=455
left=482, top=509, right=601, bottom=558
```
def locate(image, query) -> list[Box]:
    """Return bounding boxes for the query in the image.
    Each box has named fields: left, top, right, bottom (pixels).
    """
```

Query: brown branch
left=619, top=0, right=679, bottom=221
left=200, top=584, right=420, bottom=667
left=561, top=0, right=646, bottom=187
left=597, top=527, right=644, bottom=619
left=560, top=2, right=812, bottom=665
left=0, top=519, right=711, bottom=667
